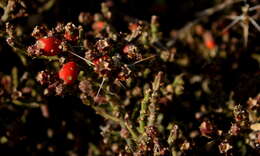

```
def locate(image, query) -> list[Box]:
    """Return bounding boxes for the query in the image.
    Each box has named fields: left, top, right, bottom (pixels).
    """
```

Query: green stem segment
left=139, top=89, right=151, bottom=133
left=148, top=72, right=163, bottom=126
left=92, top=106, right=138, bottom=141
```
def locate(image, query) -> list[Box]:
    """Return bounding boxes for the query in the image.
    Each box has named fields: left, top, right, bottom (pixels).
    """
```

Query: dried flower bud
left=123, top=44, right=142, bottom=60
left=180, top=140, right=191, bottom=151
left=146, top=126, right=158, bottom=138
left=79, top=80, right=94, bottom=97
left=120, top=128, right=129, bottom=139
left=55, top=83, right=64, bottom=96
left=117, top=64, right=131, bottom=81
left=229, top=123, right=241, bottom=136
left=247, top=94, right=260, bottom=110
left=218, top=140, right=232, bottom=154
left=257, top=132, right=260, bottom=145
left=64, top=22, right=78, bottom=41
left=1, top=75, right=12, bottom=92
left=78, top=12, right=93, bottom=24
left=233, top=105, right=249, bottom=124
left=55, top=23, right=65, bottom=33
left=5, top=23, right=15, bottom=37
left=11, top=90, right=22, bottom=100
left=6, top=37, right=15, bottom=47
left=199, top=120, right=215, bottom=137
left=27, top=44, right=43, bottom=56
left=93, top=55, right=112, bottom=77
left=36, top=71, right=51, bottom=85
left=31, top=25, right=48, bottom=39
left=96, top=39, right=110, bottom=53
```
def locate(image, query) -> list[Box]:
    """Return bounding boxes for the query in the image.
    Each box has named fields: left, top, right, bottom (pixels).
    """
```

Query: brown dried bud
left=199, top=120, right=215, bottom=137
left=36, top=71, right=51, bottom=85
left=31, top=25, right=48, bottom=39
left=229, top=123, right=241, bottom=136
left=11, top=90, right=22, bottom=100
left=79, top=79, right=94, bottom=96
left=6, top=37, right=15, bottom=47
left=256, top=132, right=260, bottom=145
left=64, top=22, right=78, bottom=41
left=247, top=94, right=260, bottom=110
left=55, top=83, right=64, bottom=96
left=123, top=44, right=142, bottom=60
left=96, top=39, right=110, bottom=54
left=1, top=75, right=12, bottom=93
left=5, top=23, right=15, bottom=37
left=146, top=126, right=158, bottom=138
left=93, top=55, right=112, bottom=77
left=120, top=128, right=129, bottom=139
left=117, top=64, right=131, bottom=81
left=218, top=140, right=232, bottom=154
left=233, top=105, right=249, bottom=124
left=78, top=12, right=93, bottom=25
left=40, top=105, right=49, bottom=118
left=21, top=87, right=32, bottom=94
left=27, top=44, right=43, bottom=56
left=180, top=140, right=191, bottom=151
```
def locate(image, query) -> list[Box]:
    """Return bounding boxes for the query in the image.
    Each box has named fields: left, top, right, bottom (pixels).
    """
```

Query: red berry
left=58, top=61, right=79, bottom=85
left=92, top=21, right=106, bottom=32
left=123, top=45, right=130, bottom=54
left=203, top=32, right=216, bottom=50
left=128, top=23, right=138, bottom=31
left=37, top=37, right=61, bottom=56
left=204, top=40, right=216, bottom=50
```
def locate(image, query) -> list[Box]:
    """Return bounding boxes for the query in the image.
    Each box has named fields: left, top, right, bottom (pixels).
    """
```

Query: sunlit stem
left=96, top=77, right=106, bottom=97
left=249, top=5, right=260, bottom=11
left=222, top=15, right=243, bottom=33
left=249, top=17, right=260, bottom=32
left=68, top=50, right=94, bottom=66
left=131, top=55, right=156, bottom=66
left=241, top=22, right=249, bottom=47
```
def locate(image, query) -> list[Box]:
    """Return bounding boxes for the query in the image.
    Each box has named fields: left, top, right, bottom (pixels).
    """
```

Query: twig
left=222, top=15, right=243, bottom=33
left=68, top=50, right=94, bottom=66
left=92, top=105, right=138, bottom=140
left=96, top=77, right=106, bottom=97
left=148, top=72, right=163, bottom=126
left=139, top=89, right=151, bottom=133
left=249, top=5, right=260, bottom=11
left=249, top=17, right=260, bottom=32
left=195, top=0, right=243, bottom=17
left=131, top=55, right=156, bottom=66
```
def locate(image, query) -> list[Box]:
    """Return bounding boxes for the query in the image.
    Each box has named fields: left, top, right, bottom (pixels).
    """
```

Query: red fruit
left=203, top=32, right=216, bottom=50
left=59, top=62, right=79, bottom=85
left=123, top=45, right=130, bottom=54
left=92, top=21, right=106, bottom=32
left=37, top=37, right=61, bottom=56
left=128, top=23, right=138, bottom=31
left=204, top=40, right=216, bottom=49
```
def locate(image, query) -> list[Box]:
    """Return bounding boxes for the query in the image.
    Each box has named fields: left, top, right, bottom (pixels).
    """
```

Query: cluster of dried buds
left=135, top=126, right=169, bottom=155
